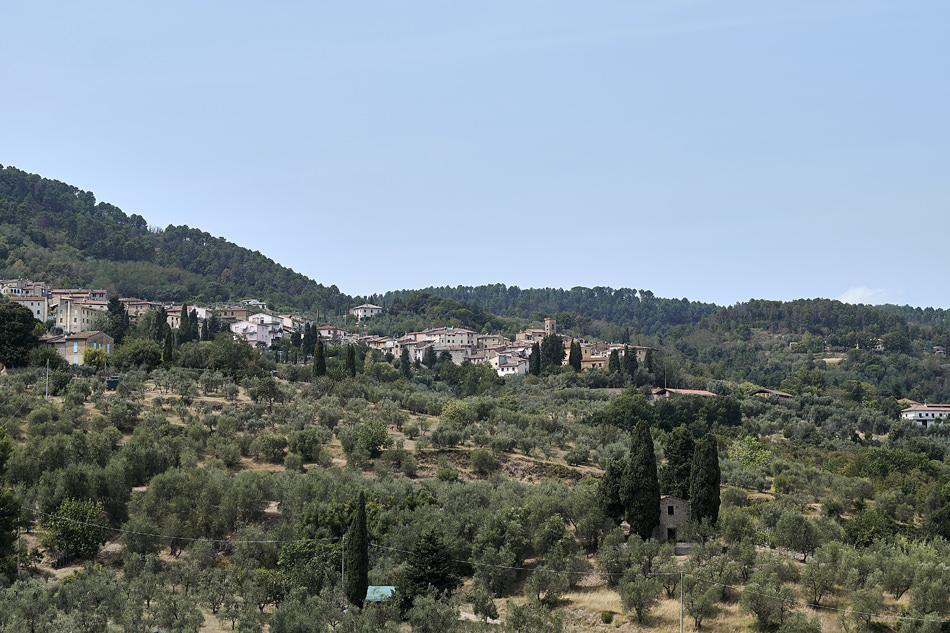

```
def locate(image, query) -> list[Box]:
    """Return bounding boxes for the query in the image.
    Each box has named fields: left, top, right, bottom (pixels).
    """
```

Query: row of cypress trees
left=598, top=420, right=720, bottom=540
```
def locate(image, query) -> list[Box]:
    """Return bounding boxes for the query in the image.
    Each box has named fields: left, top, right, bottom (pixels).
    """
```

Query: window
left=668, top=505, right=675, bottom=516
left=73, top=342, right=79, bottom=353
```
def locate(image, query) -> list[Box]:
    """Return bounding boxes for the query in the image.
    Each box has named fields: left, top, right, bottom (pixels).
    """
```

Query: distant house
left=42, top=331, right=114, bottom=366
left=654, top=496, right=690, bottom=541
left=8, top=295, right=48, bottom=322
left=900, top=404, right=950, bottom=428
left=220, top=307, right=251, bottom=323
left=651, top=388, right=718, bottom=400
left=749, top=388, right=794, bottom=400
left=349, top=304, right=383, bottom=321
left=488, top=353, right=529, bottom=377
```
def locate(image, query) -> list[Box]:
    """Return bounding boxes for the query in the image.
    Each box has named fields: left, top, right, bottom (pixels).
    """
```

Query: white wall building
left=900, top=404, right=950, bottom=428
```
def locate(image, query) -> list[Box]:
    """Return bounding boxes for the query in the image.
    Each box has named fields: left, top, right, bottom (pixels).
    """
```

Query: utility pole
left=341, top=535, right=345, bottom=605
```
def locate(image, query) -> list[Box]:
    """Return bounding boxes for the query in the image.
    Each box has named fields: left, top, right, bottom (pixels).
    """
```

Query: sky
left=3, top=1, right=948, bottom=308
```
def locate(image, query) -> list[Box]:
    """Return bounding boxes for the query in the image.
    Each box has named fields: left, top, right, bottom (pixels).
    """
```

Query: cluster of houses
left=354, top=316, right=657, bottom=378
left=3, top=280, right=657, bottom=377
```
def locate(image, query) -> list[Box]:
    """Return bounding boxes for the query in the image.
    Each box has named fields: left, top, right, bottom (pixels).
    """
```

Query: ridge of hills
left=5, top=166, right=950, bottom=631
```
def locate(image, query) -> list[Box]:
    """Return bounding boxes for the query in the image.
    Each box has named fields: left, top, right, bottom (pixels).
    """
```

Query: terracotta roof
left=901, top=404, right=950, bottom=413
left=653, top=388, right=718, bottom=397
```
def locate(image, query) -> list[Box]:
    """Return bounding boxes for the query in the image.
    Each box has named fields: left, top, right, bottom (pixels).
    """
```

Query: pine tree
left=398, top=528, right=459, bottom=612
left=313, top=338, right=326, bottom=378
left=528, top=343, right=541, bottom=376
left=689, top=435, right=721, bottom=525
left=608, top=349, right=621, bottom=374
left=344, top=491, right=369, bottom=608
left=569, top=340, right=582, bottom=372
left=659, top=426, right=694, bottom=499
left=621, top=420, right=660, bottom=540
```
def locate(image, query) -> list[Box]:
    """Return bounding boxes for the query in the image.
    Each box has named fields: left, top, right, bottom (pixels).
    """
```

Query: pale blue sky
left=3, top=1, right=947, bottom=307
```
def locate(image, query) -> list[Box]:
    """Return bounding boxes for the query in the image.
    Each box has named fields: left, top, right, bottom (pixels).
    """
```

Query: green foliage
left=622, top=420, right=660, bottom=540
left=690, top=434, right=721, bottom=525
left=618, top=574, right=661, bottom=623
left=345, top=491, right=369, bottom=608
left=41, top=498, right=107, bottom=560
left=397, top=529, right=459, bottom=612
left=0, top=301, right=39, bottom=367
left=660, top=425, right=694, bottom=499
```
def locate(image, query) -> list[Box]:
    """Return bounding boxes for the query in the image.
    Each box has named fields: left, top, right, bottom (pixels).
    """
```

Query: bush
left=470, top=449, right=499, bottom=476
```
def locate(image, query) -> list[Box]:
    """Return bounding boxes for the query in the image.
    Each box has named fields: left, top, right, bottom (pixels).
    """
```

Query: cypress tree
left=422, top=345, right=437, bottom=369
left=689, top=435, right=721, bottom=525
left=344, top=491, right=369, bottom=608
left=621, top=420, right=660, bottom=540
left=539, top=333, right=564, bottom=371
left=400, top=347, right=411, bottom=378
left=344, top=345, right=357, bottom=377
left=608, top=349, right=621, bottom=374
left=659, top=425, right=694, bottom=499
left=597, top=458, right=625, bottom=524
left=569, top=340, right=582, bottom=372
left=622, top=346, right=639, bottom=378
left=162, top=330, right=174, bottom=366
left=313, top=338, right=326, bottom=377
left=644, top=348, right=655, bottom=374
left=528, top=342, right=541, bottom=376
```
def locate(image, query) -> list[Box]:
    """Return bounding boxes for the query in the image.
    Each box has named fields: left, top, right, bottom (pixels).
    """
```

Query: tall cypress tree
left=344, top=345, right=357, bottom=378
left=621, top=420, right=660, bottom=540
left=400, top=347, right=411, bottom=378
left=622, top=346, right=639, bottom=378
left=644, top=348, right=655, bottom=374
left=569, top=340, right=582, bottom=372
left=689, top=435, right=721, bottom=525
left=597, top=458, right=625, bottom=524
left=528, top=342, right=541, bottom=376
left=106, top=296, right=129, bottom=344
left=313, top=338, right=326, bottom=378
left=659, top=426, right=694, bottom=499
left=539, top=333, right=564, bottom=371
left=422, top=345, right=437, bottom=369
left=162, top=330, right=174, bottom=366
left=344, top=491, right=369, bottom=608
left=608, top=349, right=621, bottom=374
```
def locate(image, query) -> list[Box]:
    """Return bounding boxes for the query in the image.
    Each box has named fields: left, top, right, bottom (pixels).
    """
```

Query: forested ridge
left=5, top=166, right=950, bottom=631
left=0, top=165, right=351, bottom=312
